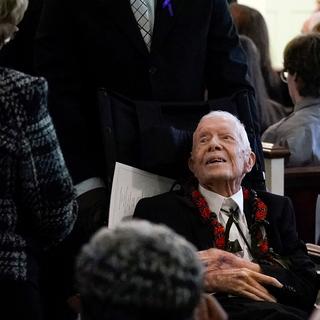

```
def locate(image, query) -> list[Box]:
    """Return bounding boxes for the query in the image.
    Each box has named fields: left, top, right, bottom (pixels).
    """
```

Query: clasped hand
left=198, top=248, right=283, bottom=303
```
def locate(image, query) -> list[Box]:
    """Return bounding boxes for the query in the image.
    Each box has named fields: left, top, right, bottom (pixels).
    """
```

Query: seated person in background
left=302, top=11, right=320, bottom=34
left=230, top=3, right=293, bottom=109
left=75, top=220, right=227, bottom=320
left=0, top=0, right=77, bottom=319
left=239, top=35, right=290, bottom=133
left=262, top=33, right=320, bottom=167
left=134, top=111, right=318, bottom=320
left=302, top=0, right=320, bottom=33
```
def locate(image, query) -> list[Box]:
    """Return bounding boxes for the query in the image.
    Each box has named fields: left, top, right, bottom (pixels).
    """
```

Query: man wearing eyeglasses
left=262, top=33, right=320, bottom=167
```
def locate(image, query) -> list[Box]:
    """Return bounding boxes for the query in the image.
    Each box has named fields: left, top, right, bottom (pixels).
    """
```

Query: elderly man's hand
left=198, top=248, right=283, bottom=302
left=198, top=248, right=261, bottom=272
left=204, top=267, right=282, bottom=302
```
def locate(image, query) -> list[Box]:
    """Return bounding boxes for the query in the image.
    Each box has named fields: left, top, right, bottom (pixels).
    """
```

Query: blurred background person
left=239, top=35, right=291, bottom=133
left=312, top=21, right=320, bottom=33
left=262, top=33, right=320, bottom=167
left=0, top=0, right=77, bottom=319
left=230, top=3, right=293, bottom=109
left=75, top=220, right=226, bottom=320
left=302, top=0, right=320, bottom=33
left=302, top=12, right=320, bottom=34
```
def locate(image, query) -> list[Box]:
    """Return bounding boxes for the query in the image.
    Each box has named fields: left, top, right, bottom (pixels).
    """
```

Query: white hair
left=76, top=220, right=203, bottom=320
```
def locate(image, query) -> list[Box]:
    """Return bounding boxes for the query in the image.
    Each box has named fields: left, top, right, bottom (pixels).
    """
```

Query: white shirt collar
left=198, top=184, right=244, bottom=216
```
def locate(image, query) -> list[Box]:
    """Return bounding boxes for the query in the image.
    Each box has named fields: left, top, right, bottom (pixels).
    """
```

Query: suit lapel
left=152, top=0, right=182, bottom=50
left=98, top=0, right=182, bottom=54
left=100, top=0, right=149, bottom=56
left=179, top=192, right=214, bottom=250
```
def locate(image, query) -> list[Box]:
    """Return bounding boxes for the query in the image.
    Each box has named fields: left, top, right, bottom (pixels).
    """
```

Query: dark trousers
left=0, top=279, right=42, bottom=320
left=218, top=296, right=309, bottom=320
left=41, top=187, right=109, bottom=320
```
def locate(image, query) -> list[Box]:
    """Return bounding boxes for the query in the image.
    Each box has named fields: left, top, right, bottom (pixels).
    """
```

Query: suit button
left=287, top=286, right=296, bottom=293
left=149, top=66, right=157, bottom=74
left=284, top=285, right=297, bottom=293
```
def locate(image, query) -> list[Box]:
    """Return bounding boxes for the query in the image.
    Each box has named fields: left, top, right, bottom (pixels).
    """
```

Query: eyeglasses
left=280, top=70, right=289, bottom=83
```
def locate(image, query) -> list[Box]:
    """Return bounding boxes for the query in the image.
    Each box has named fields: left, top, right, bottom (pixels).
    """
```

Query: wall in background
left=238, top=0, right=315, bottom=68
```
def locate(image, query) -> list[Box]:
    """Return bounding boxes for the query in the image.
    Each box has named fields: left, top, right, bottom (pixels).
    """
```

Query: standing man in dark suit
left=134, top=111, right=318, bottom=320
left=35, top=1, right=263, bottom=317
left=35, top=0, right=263, bottom=212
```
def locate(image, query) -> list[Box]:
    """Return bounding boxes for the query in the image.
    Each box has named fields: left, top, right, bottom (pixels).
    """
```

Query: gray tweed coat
left=0, top=67, right=77, bottom=281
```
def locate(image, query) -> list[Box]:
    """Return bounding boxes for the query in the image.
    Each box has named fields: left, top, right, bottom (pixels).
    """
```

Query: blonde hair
left=0, top=0, right=28, bottom=24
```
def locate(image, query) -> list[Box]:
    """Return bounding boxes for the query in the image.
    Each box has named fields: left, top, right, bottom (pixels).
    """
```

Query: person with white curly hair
left=76, top=220, right=205, bottom=320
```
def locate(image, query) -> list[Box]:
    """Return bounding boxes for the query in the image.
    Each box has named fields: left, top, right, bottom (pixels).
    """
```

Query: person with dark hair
left=230, top=3, right=292, bottom=108
left=239, top=35, right=291, bottom=133
left=134, top=111, right=318, bottom=320
left=0, top=1, right=78, bottom=319
left=303, top=12, right=320, bottom=34
left=262, top=33, right=320, bottom=167
left=76, top=220, right=205, bottom=320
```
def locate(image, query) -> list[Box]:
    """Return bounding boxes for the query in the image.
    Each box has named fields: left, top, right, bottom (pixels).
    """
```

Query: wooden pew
left=262, top=142, right=320, bottom=243
left=263, top=142, right=290, bottom=196
left=285, top=166, right=320, bottom=243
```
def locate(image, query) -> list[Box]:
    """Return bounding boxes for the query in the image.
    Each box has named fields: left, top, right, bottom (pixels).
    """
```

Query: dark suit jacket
left=35, top=0, right=258, bottom=184
left=134, top=187, right=318, bottom=312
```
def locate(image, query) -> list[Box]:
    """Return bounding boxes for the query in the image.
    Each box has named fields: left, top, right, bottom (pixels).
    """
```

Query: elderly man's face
left=189, top=116, right=255, bottom=190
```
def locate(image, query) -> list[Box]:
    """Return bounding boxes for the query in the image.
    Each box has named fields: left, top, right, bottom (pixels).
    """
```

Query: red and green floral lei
left=191, top=186, right=271, bottom=261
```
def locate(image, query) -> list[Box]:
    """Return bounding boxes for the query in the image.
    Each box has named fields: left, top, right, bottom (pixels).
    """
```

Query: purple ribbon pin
left=162, top=0, right=174, bottom=17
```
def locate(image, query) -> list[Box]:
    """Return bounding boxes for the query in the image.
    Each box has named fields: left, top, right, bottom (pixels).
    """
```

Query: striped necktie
left=130, top=0, right=153, bottom=50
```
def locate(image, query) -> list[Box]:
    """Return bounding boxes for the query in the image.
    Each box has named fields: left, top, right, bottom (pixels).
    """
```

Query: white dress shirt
left=199, top=185, right=252, bottom=261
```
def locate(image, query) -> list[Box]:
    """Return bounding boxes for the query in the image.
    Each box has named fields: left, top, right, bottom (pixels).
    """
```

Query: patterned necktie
left=130, top=0, right=153, bottom=50
left=221, top=200, right=243, bottom=255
